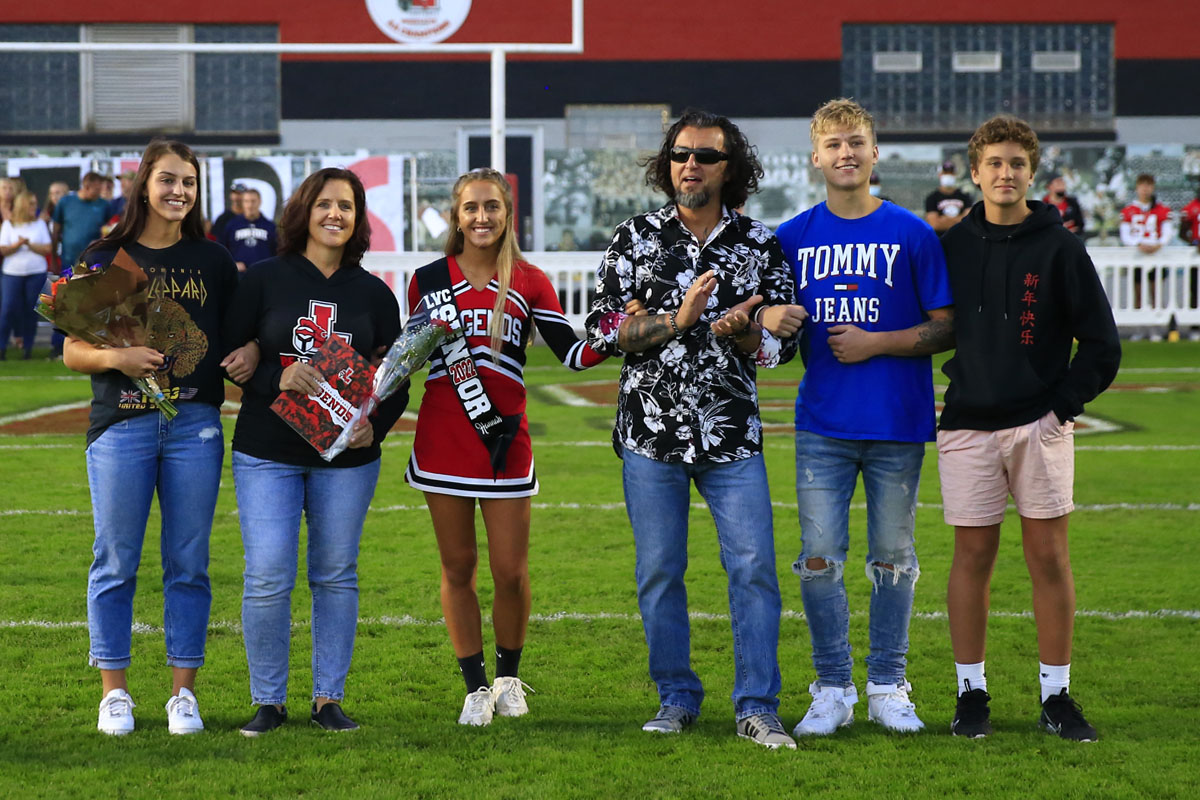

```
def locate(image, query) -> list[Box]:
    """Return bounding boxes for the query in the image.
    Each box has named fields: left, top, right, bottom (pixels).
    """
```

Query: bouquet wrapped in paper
left=36, top=249, right=178, bottom=419
left=319, top=307, right=456, bottom=462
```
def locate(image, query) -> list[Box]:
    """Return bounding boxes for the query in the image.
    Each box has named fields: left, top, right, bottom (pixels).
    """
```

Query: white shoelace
left=167, top=693, right=197, bottom=718
left=495, top=678, right=534, bottom=705
left=100, top=692, right=134, bottom=717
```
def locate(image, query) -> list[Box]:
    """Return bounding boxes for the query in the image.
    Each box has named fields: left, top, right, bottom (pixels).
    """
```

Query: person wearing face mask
left=1042, top=172, right=1085, bottom=236
left=222, top=168, right=408, bottom=736
left=925, top=160, right=972, bottom=233
left=868, top=172, right=892, bottom=204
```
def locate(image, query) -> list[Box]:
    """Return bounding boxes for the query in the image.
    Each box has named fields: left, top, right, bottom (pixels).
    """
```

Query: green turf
left=0, top=341, right=1197, bottom=798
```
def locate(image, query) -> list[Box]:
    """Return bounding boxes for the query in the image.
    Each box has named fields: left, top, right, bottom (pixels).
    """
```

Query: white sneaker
left=97, top=688, right=135, bottom=736
left=458, top=686, right=495, bottom=726
left=792, top=681, right=856, bottom=736
left=866, top=680, right=925, bottom=732
left=491, top=676, right=533, bottom=717
left=166, top=687, right=204, bottom=735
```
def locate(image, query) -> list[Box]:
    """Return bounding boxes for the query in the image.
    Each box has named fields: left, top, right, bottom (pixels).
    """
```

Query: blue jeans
left=793, top=431, right=923, bottom=687
left=85, top=404, right=223, bottom=669
left=233, top=451, right=381, bottom=705
left=622, top=449, right=782, bottom=720
left=0, top=272, right=45, bottom=358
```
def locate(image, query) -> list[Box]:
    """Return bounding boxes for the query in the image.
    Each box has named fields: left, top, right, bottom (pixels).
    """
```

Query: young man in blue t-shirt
left=774, top=98, right=954, bottom=737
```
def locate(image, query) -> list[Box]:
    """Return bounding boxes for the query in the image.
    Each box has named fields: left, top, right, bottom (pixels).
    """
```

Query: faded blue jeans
left=85, top=403, right=224, bottom=669
left=622, top=449, right=783, bottom=721
left=792, top=431, right=923, bottom=688
left=233, top=451, right=380, bottom=705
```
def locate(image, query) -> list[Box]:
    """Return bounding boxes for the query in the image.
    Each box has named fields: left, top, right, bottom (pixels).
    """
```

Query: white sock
left=955, top=661, right=987, bottom=695
left=1039, top=662, right=1070, bottom=703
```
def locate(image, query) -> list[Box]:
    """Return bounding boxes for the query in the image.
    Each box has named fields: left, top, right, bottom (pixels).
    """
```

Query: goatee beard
left=675, top=189, right=711, bottom=210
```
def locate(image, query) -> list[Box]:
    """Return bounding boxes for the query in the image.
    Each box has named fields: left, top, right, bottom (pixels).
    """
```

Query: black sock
left=458, top=652, right=488, bottom=692
left=495, top=645, right=523, bottom=679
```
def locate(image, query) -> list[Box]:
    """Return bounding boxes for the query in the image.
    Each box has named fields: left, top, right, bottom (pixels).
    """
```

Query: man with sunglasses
left=774, top=98, right=954, bottom=738
left=585, top=109, right=806, bottom=750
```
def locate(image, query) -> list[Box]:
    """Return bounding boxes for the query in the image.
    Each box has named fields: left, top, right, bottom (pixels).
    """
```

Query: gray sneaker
left=737, top=712, right=797, bottom=749
left=641, top=705, right=696, bottom=733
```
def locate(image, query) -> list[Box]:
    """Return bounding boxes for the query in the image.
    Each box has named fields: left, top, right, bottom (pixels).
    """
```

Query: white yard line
left=5, top=499, right=1200, bottom=518
left=3, top=607, right=1197, bottom=633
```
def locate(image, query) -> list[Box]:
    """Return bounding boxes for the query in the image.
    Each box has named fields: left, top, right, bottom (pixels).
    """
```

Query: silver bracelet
left=667, top=309, right=681, bottom=337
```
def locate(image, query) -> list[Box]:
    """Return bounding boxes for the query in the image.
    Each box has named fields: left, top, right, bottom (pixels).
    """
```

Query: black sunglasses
left=669, top=147, right=729, bottom=165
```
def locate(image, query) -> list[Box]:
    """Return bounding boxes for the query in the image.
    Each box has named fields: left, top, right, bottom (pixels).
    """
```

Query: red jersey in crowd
left=1119, top=200, right=1174, bottom=247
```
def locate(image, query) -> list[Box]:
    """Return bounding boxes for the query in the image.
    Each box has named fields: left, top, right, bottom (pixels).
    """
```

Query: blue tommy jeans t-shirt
left=775, top=200, right=954, bottom=443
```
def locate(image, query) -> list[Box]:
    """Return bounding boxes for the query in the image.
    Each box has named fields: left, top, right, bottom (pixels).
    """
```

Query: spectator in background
left=100, top=175, right=115, bottom=203
left=1043, top=172, right=1085, bottom=236
left=0, top=190, right=52, bottom=359
left=211, top=184, right=245, bottom=243
left=1180, top=183, right=1200, bottom=249
left=868, top=172, right=892, bottom=204
left=0, top=177, right=25, bottom=224
left=51, top=172, right=110, bottom=275
left=50, top=172, right=111, bottom=359
left=925, top=160, right=972, bottom=233
left=1119, top=174, right=1174, bottom=254
left=1119, top=173, right=1175, bottom=320
left=39, top=181, right=69, bottom=225
left=222, top=188, right=277, bottom=272
left=108, top=170, right=137, bottom=220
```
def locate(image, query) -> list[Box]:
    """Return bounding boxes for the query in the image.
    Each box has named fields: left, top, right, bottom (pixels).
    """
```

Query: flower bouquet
left=36, top=248, right=178, bottom=418
left=318, top=305, right=456, bottom=462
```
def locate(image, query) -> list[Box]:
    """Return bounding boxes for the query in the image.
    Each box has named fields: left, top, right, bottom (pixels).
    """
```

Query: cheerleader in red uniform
left=406, top=168, right=636, bottom=726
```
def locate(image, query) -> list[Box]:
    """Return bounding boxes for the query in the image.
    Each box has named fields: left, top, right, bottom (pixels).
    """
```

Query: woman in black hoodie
left=937, top=116, right=1120, bottom=743
left=224, top=168, right=407, bottom=736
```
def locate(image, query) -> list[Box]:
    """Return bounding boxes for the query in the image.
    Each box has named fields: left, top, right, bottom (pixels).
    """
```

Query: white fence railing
left=364, top=246, right=1200, bottom=330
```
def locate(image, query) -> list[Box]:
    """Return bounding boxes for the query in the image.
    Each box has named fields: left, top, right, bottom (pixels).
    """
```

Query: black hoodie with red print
left=224, top=252, right=407, bottom=467
left=938, top=200, right=1121, bottom=431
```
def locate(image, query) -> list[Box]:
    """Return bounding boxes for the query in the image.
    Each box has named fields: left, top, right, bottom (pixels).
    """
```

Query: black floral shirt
left=586, top=204, right=798, bottom=464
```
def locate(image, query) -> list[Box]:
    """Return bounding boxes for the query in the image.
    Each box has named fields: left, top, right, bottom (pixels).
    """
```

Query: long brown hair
left=445, top=168, right=524, bottom=353
left=84, top=139, right=205, bottom=261
left=278, top=168, right=371, bottom=269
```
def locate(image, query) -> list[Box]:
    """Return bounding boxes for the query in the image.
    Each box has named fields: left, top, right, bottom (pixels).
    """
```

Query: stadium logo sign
left=366, top=0, right=472, bottom=43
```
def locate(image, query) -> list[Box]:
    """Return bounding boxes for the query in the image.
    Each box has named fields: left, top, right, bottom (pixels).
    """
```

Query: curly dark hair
left=642, top=108, right=763, bottom=210
left=278, top=167, right=371, bottom=269
left=968, top=115, right=1041, bottom=176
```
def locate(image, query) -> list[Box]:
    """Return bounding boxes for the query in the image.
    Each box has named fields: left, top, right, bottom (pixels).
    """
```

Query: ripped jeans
left=85, top=403, right=223, bottom=669
left=792, top=431, right=923, bottom=688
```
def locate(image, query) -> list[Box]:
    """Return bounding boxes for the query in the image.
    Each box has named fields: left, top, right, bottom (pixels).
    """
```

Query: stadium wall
left=11, top=2, right=1200, bottom=147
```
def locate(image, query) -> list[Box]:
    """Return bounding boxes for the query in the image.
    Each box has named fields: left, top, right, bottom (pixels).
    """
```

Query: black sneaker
left=951, top=689, right=992, bottom=738
left=240, top=704, right=287, bottom=737
left=311, top=702, right=359, bottom=731
left=1040, top=690, right=1098, bottom=742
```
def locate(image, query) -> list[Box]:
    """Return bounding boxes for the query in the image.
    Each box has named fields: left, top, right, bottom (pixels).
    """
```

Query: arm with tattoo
left=618, top=270, right=717, bottom=354
left=826, top=307, right=955, bottom=364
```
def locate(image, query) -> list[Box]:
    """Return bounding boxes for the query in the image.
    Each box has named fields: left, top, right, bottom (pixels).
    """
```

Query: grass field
left=1, top=341, right=1197, bottom=799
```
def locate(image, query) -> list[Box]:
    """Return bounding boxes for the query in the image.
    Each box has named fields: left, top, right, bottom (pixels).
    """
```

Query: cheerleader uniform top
left=404, top=255, right=605, bottom=498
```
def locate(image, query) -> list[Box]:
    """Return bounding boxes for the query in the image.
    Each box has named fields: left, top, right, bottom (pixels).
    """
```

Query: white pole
left=410, top=155, right=420, bottom=252
left=491, top=48, right=506, bottom=174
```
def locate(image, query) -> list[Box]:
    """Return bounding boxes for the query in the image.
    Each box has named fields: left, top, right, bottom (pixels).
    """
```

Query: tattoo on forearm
left=619, top=313, right=673, bottom=352
left=913, top=318, right=955, bottom=354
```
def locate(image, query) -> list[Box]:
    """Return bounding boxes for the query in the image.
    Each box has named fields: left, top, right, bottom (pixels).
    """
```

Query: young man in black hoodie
left=937, top=116, right=1121, bottom=742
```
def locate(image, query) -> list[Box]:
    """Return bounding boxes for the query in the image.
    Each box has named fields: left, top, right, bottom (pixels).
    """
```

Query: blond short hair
left=810, top=98, right=877, bottom=147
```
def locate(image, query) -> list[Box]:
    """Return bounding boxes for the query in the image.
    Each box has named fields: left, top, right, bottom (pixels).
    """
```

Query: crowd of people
left=0, top=174, right=280, bottom=359
left=11, top=102, right=1130, bottom=746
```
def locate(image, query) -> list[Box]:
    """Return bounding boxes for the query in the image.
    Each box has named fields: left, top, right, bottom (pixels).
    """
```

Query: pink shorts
left=936, top=410, right=1075, bottom=527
